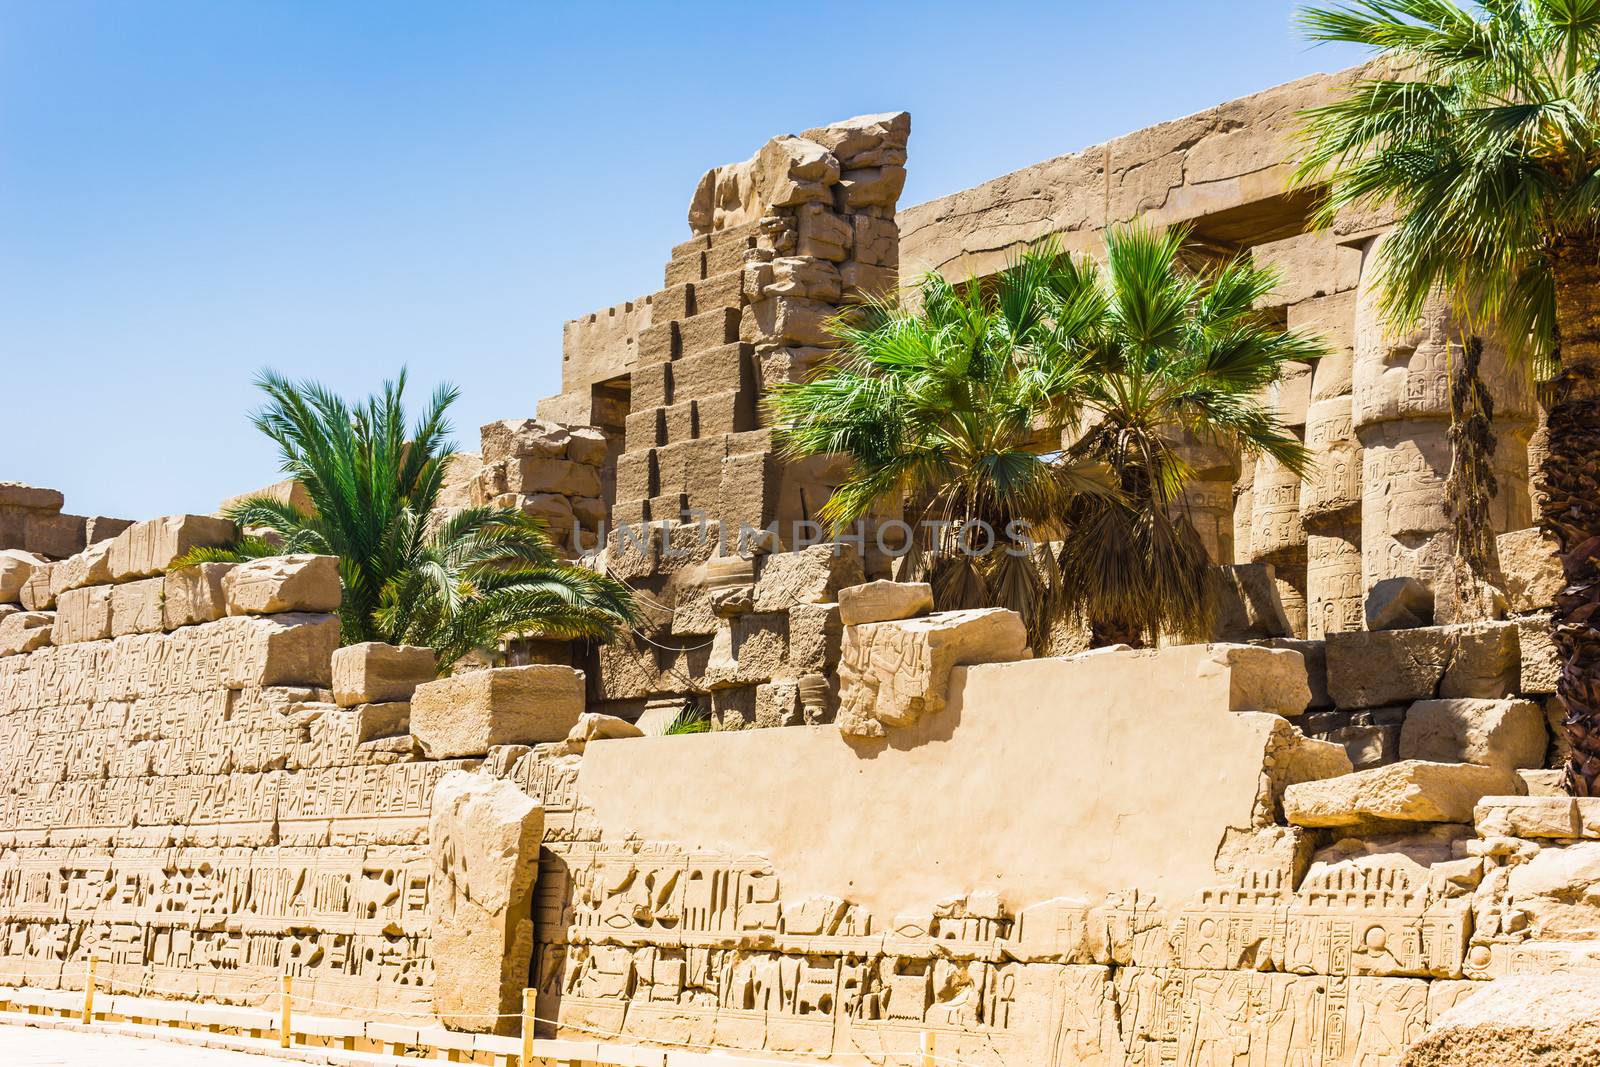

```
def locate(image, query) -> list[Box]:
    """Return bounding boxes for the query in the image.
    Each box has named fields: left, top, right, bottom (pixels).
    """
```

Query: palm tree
left=769, top=229, right=1314, bottom=648
left=1294, top=0, right=1600, bottom=795
left=181, top=370, right=637, bottom=666
left=767, top=242, right=1110, bottom=647
left=1055, top=226, right=1319, bottom=646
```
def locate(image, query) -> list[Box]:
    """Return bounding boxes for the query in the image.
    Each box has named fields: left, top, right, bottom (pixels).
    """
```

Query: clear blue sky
left=0, top=1, right=1366, bottom=521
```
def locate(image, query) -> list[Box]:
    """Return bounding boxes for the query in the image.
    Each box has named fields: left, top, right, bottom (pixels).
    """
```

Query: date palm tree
left=767, top=242, right=1111, bottom=647
left=1055, top=225, right=1318, bottom=645
left=1295, top=0, right=1600, bottom=794
left=180, top=370, right=637, bottom=666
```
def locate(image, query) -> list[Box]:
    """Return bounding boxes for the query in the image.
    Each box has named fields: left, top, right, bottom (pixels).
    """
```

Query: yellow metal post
left=920, top=1030, right=935, bottom=1067
left=279, top=972, right=292, bottom=1049
left=80, top=956, right=96, bottom=1024
left=521, top=987, right=535, bottom=1066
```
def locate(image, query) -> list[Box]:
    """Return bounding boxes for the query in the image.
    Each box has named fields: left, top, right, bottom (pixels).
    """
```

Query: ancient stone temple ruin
left=3, top=68, right=1600, bottom=1065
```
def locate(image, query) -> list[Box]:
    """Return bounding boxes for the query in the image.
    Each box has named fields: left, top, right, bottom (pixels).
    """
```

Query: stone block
left=787, top=601, right=842, bottom=674
left=51, top=584, right=112, bottom=645
left=754, top=680, right=802, bottom=727
left=719, top=451, right=778, bottom=532
left=653, top=281, right=692, bottom=321
left=1283, top=759, right=1520, bottom=827
left=49, top=539, right=114, bottom=598
left=614, top=451, right=657, bottom=503
left=840, top=261, right=898, bottom=299
left=1475, top=796, right=1581, bottom=839
left=691, top=268, right=743, bottom=313
left=625, top=407, right=664, bottom=451
left=836, top=165, right=907, bottom=210
left=352, top=701, right=411, bottom=742
left=223, top=554, right=342, bottom=615
left=411, top=665, right=585, bottom=758
left=837, top=607, right=1029, bottom=737
left=693, top=390, right=756, bottom=436
left=637, top=321, right=678, bottom=364
left=754, top=544, right=866, bottom=612
left=1365, top=576, right=1434, bottom=630
left=23, top=510, right=86, bottom=558
left=631, top=361, right=670, bottom=408
left=1518, top=768, right=1566, bottom=797
left=513, top=457, right=602, bottom=497
left=18, top=561, right=54, bottom=610
left=1327, top=627, right=1451, bottom=708
left=0, top=482, right=63, bottom=510
left=1265, top=637, right=1331, bottom=708
left=428, top=771, right=543, bottom=1034
left=678, top=306, right=740, bottom=357
left=740, top=295, right=836, bottom=347
left=1441, top=621, right=1520, bottom=698
left=227, top=613, right=340, bottom=688
left=1200, top=643, right=1312, bottom=716
left=838, top=580, right=934, bottom=626
left=1327, top=723, right=1399, bottom=769
left=1496, top=527, right=1565, bottom=614
left=0, top=610, right=53, bottom=656
left=162, top=562, right=234, bottom=629
left=672, top=343, right=751, bottom=401
left=109, top=576, right=164, bottom=636
left=564, top=711, right=645, bottom=752
left=0, top=549, right=46, bottom=604
left=332, top=642, right=438, bottom=707
left=1211, top=564, right=1293, bottom=640
left=108, top=514, right=237, bottom=581
left=1399, top=698, right=1547, bottom=770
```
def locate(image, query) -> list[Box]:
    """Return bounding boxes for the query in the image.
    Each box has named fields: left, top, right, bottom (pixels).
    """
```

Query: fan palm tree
left=769, top=228, right=1315, bottom=648
left=1056, top=225, right=1319, bottom=646
left=767, top=242, right=1110, bottom=647
left=1294, top=0, right=1600, bottom=795
left=180, top=370, right=637, bottom=666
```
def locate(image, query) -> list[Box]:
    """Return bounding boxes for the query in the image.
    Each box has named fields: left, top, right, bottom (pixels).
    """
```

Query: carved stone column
left=1352, top=233, right=1535, bottom=599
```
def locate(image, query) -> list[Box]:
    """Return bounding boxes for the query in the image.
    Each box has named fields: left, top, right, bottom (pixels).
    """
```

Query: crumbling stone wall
left=0, top=514, right=476, bottom=1015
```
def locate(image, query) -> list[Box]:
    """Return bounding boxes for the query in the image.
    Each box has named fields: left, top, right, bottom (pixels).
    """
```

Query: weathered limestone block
left=1210, top=564, right=1292, bottom=640
left=107, top=514, right=236, bottom=581
left=1327, top=627, right=1450, bottom=707
left=1475, top=796, right=1582, bottom=839
left=480, top=418, right=570, bottom=464
left=48, top=539, right=114, bottom=598
left=427, top=771, right=543, bottom=1034
left=162, top=562, right=234, bottom=629
left=753, top=545, right=865, bottom=612
left=51, top=583, right=112, bottom=644
left=837, top=608, right=1028, bottom=737
left=1517, top=768, right=1567, bottom=797
left=18, top=559, right=54, bottom=609
left=564, top=712, right=644, bottom=752
left=799, top=112, right=910, bottom=170
left=1367, top=576, right=1435, bottom=630
left=109, top=576, right=164, bottom=636
left=1329, top=722, right=1400, bottom=769
left=786, top=601, right=842, bottom=675
left=1517, top=613, right=1560, bottom=695
left=1402, top=974, right=1600, bottom=1067
left=1198, top=643, right=1312, bottom=716
left=352, top=700, right=411, bottom=743
left=1399, top=698, right=1547, bottom=770
left=0, top=549, right=46, bottom=604
left=223, top=554, right=341, bottom=615
left=1505, top=844, right=1600, bottom=939
left=1441, top=621, right=1520, bottom=699
left=0, top=610, right=53, bottom=656
left=225, top=613, right=340, bottom=688
left=1495, top=527, right=1564, bottom=615
left=1283, top=759, right=1519, bottom=827
left=331, top=642, right=437, bottom=707
left=837, top=580, right=933, bottom=626
left=411, top=665, right=585, bottom=758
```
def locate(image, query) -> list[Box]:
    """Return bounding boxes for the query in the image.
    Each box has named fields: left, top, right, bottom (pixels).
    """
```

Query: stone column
left=1248, top=448, right=1308, bottom=637
left=1352, top=233, right=1535, bottom=598
left=1298, top=293, right=1364, bottom=638
left=1171, top=434, right=1239, bottom=564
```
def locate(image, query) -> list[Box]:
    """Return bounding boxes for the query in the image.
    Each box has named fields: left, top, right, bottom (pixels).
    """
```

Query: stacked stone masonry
left=4, top=69, right=1600, bottom=1067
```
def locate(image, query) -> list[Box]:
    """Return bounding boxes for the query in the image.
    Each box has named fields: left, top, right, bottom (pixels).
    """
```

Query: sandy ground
left=0, top=1023, right=284, bottom=1065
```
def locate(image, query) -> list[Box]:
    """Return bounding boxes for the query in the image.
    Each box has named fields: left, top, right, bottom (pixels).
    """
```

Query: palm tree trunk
left=1543, top=238, right=1600, bottom=796
left=1090, top=618, right=1145, bottom=648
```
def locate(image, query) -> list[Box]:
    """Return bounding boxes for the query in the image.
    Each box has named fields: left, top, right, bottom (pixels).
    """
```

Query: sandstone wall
left=0, top=518, right=477, bottom=1016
